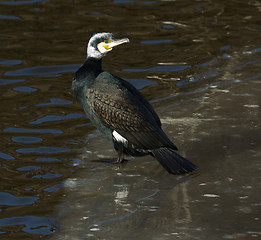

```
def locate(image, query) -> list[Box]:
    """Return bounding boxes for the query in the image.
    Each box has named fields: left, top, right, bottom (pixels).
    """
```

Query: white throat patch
left=112, top=130, right=128, bottom=144
left=87, top=45, right=103, bottom=59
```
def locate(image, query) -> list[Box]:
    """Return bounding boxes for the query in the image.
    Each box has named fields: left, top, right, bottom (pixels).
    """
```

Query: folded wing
left=86, top=71, right=177, bottom=151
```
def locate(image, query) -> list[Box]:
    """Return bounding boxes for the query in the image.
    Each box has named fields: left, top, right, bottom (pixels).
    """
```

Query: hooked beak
left=98, top=37, right=130, bottom=54
left=107, top=38, right=130, bottom=49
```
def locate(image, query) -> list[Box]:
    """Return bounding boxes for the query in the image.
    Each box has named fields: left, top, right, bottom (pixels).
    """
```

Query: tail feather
left=152, top=148, right=198, bottom=174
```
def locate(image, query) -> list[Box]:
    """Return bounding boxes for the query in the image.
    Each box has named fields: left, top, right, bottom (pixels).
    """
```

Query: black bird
left=72, top=32, right=198, bottom=174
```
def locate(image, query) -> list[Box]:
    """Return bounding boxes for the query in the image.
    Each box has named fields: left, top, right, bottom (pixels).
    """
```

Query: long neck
left=74, top=57, right=102, bottom=81
left=72, top=57, right=103, bottom=97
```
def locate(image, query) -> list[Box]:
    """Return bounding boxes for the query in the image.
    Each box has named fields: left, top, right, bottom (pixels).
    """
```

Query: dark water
left=1, top=0, right=261, bottom=239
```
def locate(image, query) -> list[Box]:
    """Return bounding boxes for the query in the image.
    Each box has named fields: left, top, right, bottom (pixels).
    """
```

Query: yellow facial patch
left=97, top=40, right=112, bottom=54
left=103, top=40, right=112, bottom=50
left=97, top=38, right=129, bottom=54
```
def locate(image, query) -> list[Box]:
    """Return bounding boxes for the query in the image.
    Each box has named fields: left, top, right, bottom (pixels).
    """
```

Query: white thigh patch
left=112, top=130, right=128, bottom=144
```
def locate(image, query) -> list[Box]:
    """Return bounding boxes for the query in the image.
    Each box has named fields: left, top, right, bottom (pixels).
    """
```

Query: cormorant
left=72, top=32, right=198, bottom=174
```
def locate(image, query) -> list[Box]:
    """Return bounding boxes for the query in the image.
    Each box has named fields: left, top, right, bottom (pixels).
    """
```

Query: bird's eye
left=104, top=40, right=109, bottom=44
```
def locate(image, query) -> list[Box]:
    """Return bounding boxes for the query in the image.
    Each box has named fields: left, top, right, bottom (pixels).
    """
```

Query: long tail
left=152, top=148, right=198, bottom=174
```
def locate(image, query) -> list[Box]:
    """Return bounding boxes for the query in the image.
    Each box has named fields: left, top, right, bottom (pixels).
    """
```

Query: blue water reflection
left=4, top=127, right=63, bottom=134
left=0, top=152, right=15, bottom=160
left=140, top=39, right=172, bottom=44
left=0, top=60, right=22, bottom=65
left=4, top=64, right=79, bottom=77
left=0, top=0, right=47, bottom=5
left=29, top=113, right=86, bottom=124
left=32, top=173, right=62, bottom=179
left=17, top=166, right=41, bottom=171
left=12, top=136, right=42, bottom=143
left=16, top=146, right=79, bottom=154
left=44, top=186, right=60, bottom=192
left=35, top=157, right=61, bottom=162
left=0, top=216, right=54, bottom=235
left=0, top=79, right=24, bottom=85
left=0, top=192, right=38, bottom=206
left=0, top=14, right=20, bottom=20
left=123, top=65, right=191, bottom=73
left=35, top=98, right=73, bottom=106
left=13, top=86, right=38, bottom=92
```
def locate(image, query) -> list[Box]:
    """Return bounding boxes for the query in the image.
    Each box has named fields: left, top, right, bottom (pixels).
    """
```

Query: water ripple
left=0, top=216, right=54, bottom=235
left=140, top=39, right=172, bottom=44
left=176, top=69, right=220, bottom=86
left=36, top=157, right=61, bottom=162
left=32, top=173, right=62, bottom=179
left=0, top=60, right=22, bottom=65
left=17, top=166, right=41, bottom=171
left=16, top=146, right=79, bottom=154
left=88, top=209, right=137, bottom=229
left=4, top=64, right=79, bottom=77
left=0, top=14, right=20, bottom=20
left=13, top=86, right=38, bottom=92
left=0, top=79, right=25, bottom=85
left=4, top=127, right=63, bottom=134
left=0, top=0, right=47, bottom=5
left=123, top=65, right=191, bottom=73
left=0, top=192, right=38, bottom=206
left=29, top=113, right=85, bottom=124
left=0, top=152, right=15, bottom=160
left=11, top=136, right=42, bottom=143
left=44, top=186, right=60, bottom=192
left=135, top=191, right=158, bottom=203
left=35, top=98, right=73, bottom=106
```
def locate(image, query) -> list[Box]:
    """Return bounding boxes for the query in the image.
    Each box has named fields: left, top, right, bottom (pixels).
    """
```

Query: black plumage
left=72, top=32, right=198, bottom=174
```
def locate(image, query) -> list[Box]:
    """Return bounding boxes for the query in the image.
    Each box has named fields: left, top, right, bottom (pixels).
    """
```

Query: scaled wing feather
left=86, top=72, right=177, bottom=150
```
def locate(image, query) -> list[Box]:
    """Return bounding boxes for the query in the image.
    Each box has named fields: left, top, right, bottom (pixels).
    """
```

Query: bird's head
left=87, top=32, right=130, bottom=59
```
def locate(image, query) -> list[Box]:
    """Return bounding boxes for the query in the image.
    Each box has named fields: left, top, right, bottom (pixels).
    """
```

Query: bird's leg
left=113, top=151, right=125, bottom=164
